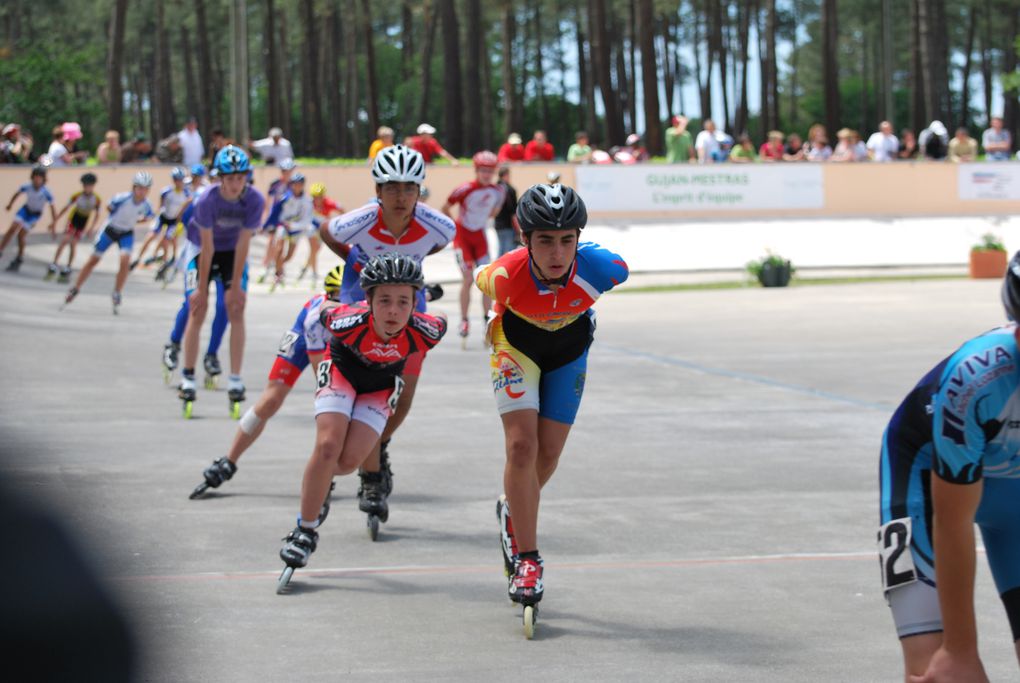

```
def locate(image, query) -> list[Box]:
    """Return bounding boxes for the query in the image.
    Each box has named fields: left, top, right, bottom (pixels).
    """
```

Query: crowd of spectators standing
left=2, top=115, right=1018, bottom=167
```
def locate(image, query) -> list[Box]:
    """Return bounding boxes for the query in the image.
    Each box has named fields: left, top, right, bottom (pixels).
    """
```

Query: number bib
left=877, top=517, right=918, bottom=592
left=277, top=330, right=300, bottom=358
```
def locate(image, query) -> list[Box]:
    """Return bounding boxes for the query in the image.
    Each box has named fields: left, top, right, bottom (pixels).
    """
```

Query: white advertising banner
left=958, top=163, right=1020, bottom=200
left=575, top=164, right=824, bottom=212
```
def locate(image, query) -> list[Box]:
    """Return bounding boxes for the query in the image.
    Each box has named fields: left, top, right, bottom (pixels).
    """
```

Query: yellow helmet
left=310, top=182, right=327, bottom=198
left=324, top=264, right=344, bottom=296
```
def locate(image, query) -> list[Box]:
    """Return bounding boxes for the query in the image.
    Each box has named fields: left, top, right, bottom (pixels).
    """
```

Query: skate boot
left=297, top=265, right=309, bottom=281
left=6, top=257, right=22, bottom=272
left=497, top=494, right=519, bottom=578
left=459, top=318, right=469, bottom=349
left=424, top=283, right=444, bottom=302
left=379, top=439, right=394, bottom=496
left=227, top=377, right=245, bottom=420
left=359, top=471, right=389, bottom=541
left=57, top=266, right=71, bottom=284
left=44, top=263, right=58, bottom=281
left=317, top=480, right=336, bottom=525
left=203, top=353, right=223, bottom=389
left=189, top=456, right=237, bottom=499
left=277, top=524, right=319, bottom=593
left=270, top=273, right=284, bottom=292
left=129, top=258, right=140, bottom=271
left=510, top=553, right=545, bottom=639
left=61, top=286, right=79, bottom=309
left=257, top=269, right=270, bottom=285
left=179, top=374, right=197, bottom=419
left=162, top=341, right=180, bottom=384
left=111, top=290, right=122, bottom=315
left=144, top=255, right=162, bottom=266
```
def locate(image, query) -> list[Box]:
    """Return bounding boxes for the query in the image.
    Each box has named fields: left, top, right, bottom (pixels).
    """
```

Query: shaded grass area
left=620, top=273, right=969, bottom=294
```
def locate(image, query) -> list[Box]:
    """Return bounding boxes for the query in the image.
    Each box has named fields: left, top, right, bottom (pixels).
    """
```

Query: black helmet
left=80, top=172, right=97, bottom=185
left=31, top=164, right=47, bottom=178
left=1002, top=250, right=1020, bottom=321
left=359, top=252, right=424, bottom=292
left=515, top=183, right=587, bottom=233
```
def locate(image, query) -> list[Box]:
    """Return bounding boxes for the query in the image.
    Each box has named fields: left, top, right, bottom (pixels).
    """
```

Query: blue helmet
left=190, top=163, right=206, bottom=177
left=289, top=172, right=306, bottom=184
left=171, top=166, right=186, bottom=181
left=214, top=145, right=251, bottom=175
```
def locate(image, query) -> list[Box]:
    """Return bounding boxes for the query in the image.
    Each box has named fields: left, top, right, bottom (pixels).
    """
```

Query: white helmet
left=133, top=171, right=153, bottom=188
left=372, top=144, right=425, bottom=185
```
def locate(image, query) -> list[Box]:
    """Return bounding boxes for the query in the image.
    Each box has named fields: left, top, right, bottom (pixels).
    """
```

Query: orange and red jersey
left=476, top=242, right=629, bottom=332
left=446, top=180, right=506, bottom=231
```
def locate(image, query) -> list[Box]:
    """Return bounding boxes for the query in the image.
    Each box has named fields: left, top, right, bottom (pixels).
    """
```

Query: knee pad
left=239, top=406, right=263, bottom=435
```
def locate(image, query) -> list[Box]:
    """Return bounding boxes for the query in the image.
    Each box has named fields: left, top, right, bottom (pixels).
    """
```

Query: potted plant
left=747, top=251, right=794, bottom=287
left=969, top=233, right=1008, bottom=279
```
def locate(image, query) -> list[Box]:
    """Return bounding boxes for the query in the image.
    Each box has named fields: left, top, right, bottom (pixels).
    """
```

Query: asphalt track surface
left=0, top=237, right=1016, bottom=682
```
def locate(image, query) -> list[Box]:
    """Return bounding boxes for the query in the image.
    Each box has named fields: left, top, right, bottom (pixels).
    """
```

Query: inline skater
left=258, top=158, right=296, bottom=282
left=277, top=253, right=447, bottom=585
left=441, top=150, right=505, bottom=346
left=46, top=172, right=102, bottom=283
left=64, top=172, right=155, bottom=313
left=178, top=145, right=265, bottom=417
left=879, top=253, right=1020, bottom=682
left=475, top=183, right=628, bottom=637
left=161, top=171, right=230, bottom=388
left=262, top=172, right=313, bottom=290
left=190, top=265, right=343, bottom=498
left=130, top=166, right=193, bottom=271
left=1, top=165, right=56, bottom=272
left=298, top=182, right=343, bottom=287
left=320, top=144, right=455, bottom=514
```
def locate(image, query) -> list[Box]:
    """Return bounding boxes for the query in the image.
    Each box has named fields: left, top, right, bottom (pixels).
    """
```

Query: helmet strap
left=525, top=236, right=579, bottom=287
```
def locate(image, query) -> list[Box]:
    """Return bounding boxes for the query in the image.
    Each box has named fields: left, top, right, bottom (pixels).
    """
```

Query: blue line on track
left=601, top=344, right=892, bottom=412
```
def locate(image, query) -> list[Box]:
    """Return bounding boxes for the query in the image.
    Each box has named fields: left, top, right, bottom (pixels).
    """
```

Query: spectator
left=367, top=126, right=394, bottom=162
left=831, top=128, right=861, bottom=162
left=206, top=128, right=235, bottom=165
left=250, top=126, right=294, bottom=166
left=665, top=115, right=695, bottom=164
left=493, top=166, right=519, bottom=257
left=177, top=116, right=204, bottom=167
left=96, top=130, right=122, bottom=165
left=523, top=129, right=555, bottom=161
left=982, top=116, right=1012, bottom=161
left=695, top=119, right=720, bottom=164
left=46, top=124, right=82, bottom=167
left=897, top=128, right=919, bottom=160
left=729, top=133, right=758, bottom=163
left=783, top=133, right=806, bottom=161
left=613, top=133, right=648, bottom=163
left=155, top=133, right=183, bottom=164
left=406, top=123, right=458, bottom=164
left=497, top=133, right=525, bottom=162
left=804, top=123, right=832, bottom=161
left=851, top=130, right=869, bottom=161
left=713, top=129, right=734, bottom=162
left=0, top=124, right=31, bottom=164
left=567, top=131, right=594, bottom=163
left=759, top=130, right=784, bottom=161
left=948, top=126, right=979, bottom=162
left=119, top=133, right=152, bottom=163
left=918, top=120, right=949, bottom=160
left=866, top=120, right=899, bottom=162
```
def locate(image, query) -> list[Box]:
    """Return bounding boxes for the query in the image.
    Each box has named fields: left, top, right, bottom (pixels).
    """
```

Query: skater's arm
left=319, top=223, right=351, bottom=260
left=5, top=188, right=21, bottom=211
left=229, top=229, right=252, bottom=307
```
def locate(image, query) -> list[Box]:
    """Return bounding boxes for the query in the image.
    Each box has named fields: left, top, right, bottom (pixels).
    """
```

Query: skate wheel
left=189, top=482, right=210, bottom=500
left=523, top=605, right=537, bottom=640
left=367, top=514, right=380, bottom=541
left=461, top=336, right=468, bottom=351
left=183, top=401, right=194, bottom=419
left=204, top=375, right=217, bottom=390
left=276, top=565, right=294, bottom=594
left=230, top=401, right=241, bottom=420
left=163, top=368, right=172, bottom=385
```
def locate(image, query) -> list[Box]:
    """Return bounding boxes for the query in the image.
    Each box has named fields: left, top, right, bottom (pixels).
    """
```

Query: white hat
left=417, top=123, right=437, bottom=135
left=508, top=133, right=523, bottom=145
left=268, top=127, right=283, bottom=137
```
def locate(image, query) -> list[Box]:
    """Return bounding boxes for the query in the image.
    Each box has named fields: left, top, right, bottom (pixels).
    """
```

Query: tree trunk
left=959, top=2, right=976, bottom=128
left=692, top=2, right=710, bottom=122
left=194, top=0, right=214, bottom=135
left=660, top=15, right=674, bottom=116
left=106, top=0, right=129, bottom=134
left=502, top=0, right=519, bottom=136
left=821, top=0, right=840, bottom=138
left=463, top=0, right=482, bottom=152
left=1004, top=6, right=1020, bottom=140
left=277, top=7, right=293, bottom=137
left=401, top=0, right=414, bottom=82
left=627, top=0, right=638, bottom=133
left=343, top=0, right=361, bottom=155
left=420, top=0, right=438, bottom=124
left=154, top=0, right=176, bottom=138
left=532, top=0, right=549, bottom=130
left=613, top=10, right=632, bottom=133
left=300, top=0, right=322, bottom=154
left=481, top=27, right=494, bottom=148
left=181, top=26, right=198, bottom=123
left=981, top=0, right=993, bottom=123
left=918, top=0, right=936, bottom=124
left=880, top=0, right=893, bottom=122
left=263, top=0, right=280, bottom=129
left=735, top=1, right=750, bottom=135
left=712, top=0, right=730, bottom=133
left=359, top=0, right=380, bottom=136
left=439, top=0, right=463, bottom=155
left=765, top=0, right=778, bottom=133
left=591, top=0, right=624, bottom=145
left=910, top=0, right=926, bottom=131
left=637, top=0, right=662, bottom=154
left=580, top=3, right=598, bottom=136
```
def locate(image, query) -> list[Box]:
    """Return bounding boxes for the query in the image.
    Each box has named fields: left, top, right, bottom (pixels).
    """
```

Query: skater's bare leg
left=226, top=287, right=245, bottom=375
left=183, top=292, right=208, bottom=370
left=114, top=253, right=130, bottom=293
left=459, top=269, right=472, bottom=321
left=300, top=413, right=351, bottom=522
left=72, top=253, right=102, bottom=291
left=361, top=374, right=417, bottom=472
left=0, top=223, right=18, bottom=253
left=226, top=381, right=292, bottom=464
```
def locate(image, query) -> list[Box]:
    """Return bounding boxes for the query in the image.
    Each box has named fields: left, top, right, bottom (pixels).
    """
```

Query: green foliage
left=973, top=233, right=1007, bottom=253
left=745, top=251, right=795, bottom=279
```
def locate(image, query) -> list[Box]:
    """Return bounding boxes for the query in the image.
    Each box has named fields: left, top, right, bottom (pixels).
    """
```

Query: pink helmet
left=62, top=122, right=83, bottom=141
left=472, top=150, right=499, bottom=168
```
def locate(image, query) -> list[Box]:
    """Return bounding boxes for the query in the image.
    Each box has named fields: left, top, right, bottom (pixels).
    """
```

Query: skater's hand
left=224, top=286, right=245, bottom=313
left=48, top=224, right=56, bottom=240
left=909, top=647, right=988, bottom=683
left=189, top=288, right=209, bottom=316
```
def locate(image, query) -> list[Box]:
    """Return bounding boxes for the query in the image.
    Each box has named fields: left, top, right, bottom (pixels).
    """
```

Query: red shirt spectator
left=759, top=131, right=785, bottom=161
left=406, top=123, right=458, bottom=165
left=498, top=133, right=526, bottom=162
left=523, top=130, right=555, bottom=161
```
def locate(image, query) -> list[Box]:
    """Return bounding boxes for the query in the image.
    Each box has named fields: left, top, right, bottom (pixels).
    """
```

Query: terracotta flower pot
left=969, top=249, right=1007, bottom=279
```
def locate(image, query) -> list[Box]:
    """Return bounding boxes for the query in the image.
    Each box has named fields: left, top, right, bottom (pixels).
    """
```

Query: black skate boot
left=6, top=257, right=22, bottom=272
left=162, top=341, right=180, bottom=384
left=57, top=266, right=72, bottom=283
left=379, top=439, right=394, bottom=496
left=111, top=290, right=122, bottom=315
left=61, top=286, right=79, bottom=309
left=509, top=553, right=544, bottom=606
left=44, top=263, right=58, bottom=281
left=280, top=526, right=319, bottom=568
left=424, top=283, right=444, bottom=302
left=189, top=456, right=237, bottom=499
left=497, top=494, right=519, bottom=579
left=359, top=471, right=388, bottom=541
left=227, top=381, right=245, bottom=420
left=317, top=480, right=337, bottom=525
left=203, top=353, right=222, bottom=389
left=179, top=374, right=197, bottom=419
